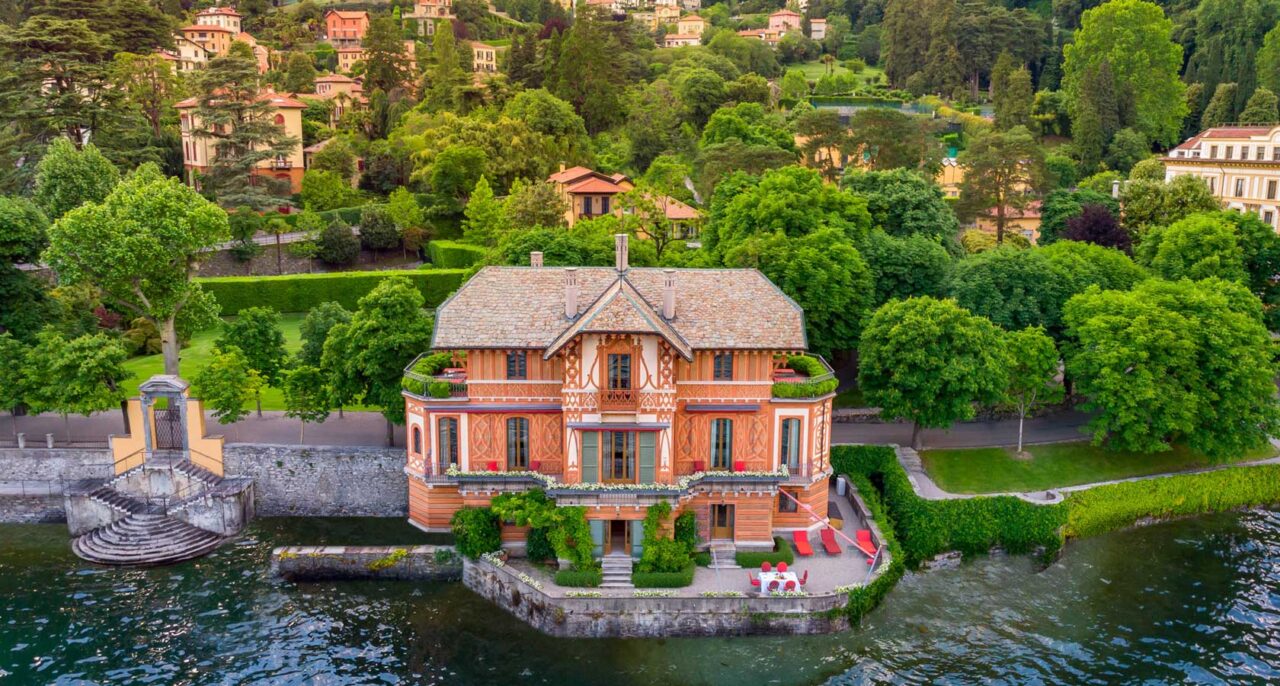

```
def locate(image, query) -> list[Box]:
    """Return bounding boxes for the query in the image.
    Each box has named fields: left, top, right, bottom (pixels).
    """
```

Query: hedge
left=275, top=204, right=379, bottom=228
left=772, top=355, right=838, bottom=398
left=632, top=561, right=696, bottom=588
left=554, top=567, right=602, bottom=587
left=200, top=269, right=467, bottom=314
left=1063, top=464, right=1280, bottom=538
left=734, top=536, right=795, bottom=568
left=428, top=240, right=488, bottom=269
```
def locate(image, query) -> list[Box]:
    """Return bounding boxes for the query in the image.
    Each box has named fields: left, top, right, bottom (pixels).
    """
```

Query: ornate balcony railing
left=599, top=387, right=636, bottom=411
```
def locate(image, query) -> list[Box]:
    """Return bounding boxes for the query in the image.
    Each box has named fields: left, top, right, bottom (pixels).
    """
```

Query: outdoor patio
left=506, top=485, right=884, bottom=599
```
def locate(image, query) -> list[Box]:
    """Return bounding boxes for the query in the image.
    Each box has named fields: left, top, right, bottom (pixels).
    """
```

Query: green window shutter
left=630, top=520, right=644, bottom=559
left=589, top=519, right=604, bottom=558
left=638, top=432, right=656, bottom=483
left=581, top=431, right=598, bottom=483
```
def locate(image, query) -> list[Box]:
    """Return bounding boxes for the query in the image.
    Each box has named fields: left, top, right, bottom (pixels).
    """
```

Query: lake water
left=1, top=511, right=1277, bottom=685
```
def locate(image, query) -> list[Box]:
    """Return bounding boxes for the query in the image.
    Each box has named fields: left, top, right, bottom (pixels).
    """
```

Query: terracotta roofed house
left=1163, top=125, right=1280, bottom=229
left=403, top=235, right=837, bottom=559
left=325, top=10, right=369, bottom=48
left=174, top=91, right=307, bottom=194
left=194, top=5, right=242, bottom=33
left=179, top=23, right=235, bottom=57
left=768, top=8, right=802, bottom=33
left=677, top=14, right=706, bottom=36
left=549, top=166, right=634, bottom=226
left=406, top=0, right=455, bottom=36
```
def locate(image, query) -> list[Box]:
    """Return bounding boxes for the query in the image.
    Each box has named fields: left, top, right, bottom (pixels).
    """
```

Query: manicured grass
left=833, top=386, right=866, bottom=409
left=120, top=314, right=308, bottom=412
left=920, top=441, right=1277, bottom=494
left=793, top=60, right=884, bottom=84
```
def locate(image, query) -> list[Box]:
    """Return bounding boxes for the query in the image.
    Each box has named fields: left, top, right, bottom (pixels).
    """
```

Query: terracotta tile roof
left=549, top=166, right=595, bottom=183
left=652, top=194, right=699, bottom=220
left=174, top=91, right=307, bottom=109
left=315, top=74, right=357, bottom=83
left=325, top=9, right=368, bottom=19
left=545, top=278, right=692, bottom=359
left=431, top=267, right=807, bottom=352
left=566, top=177, right=626, bottom=194
left=197, top=6, right=241, bottom=16
left=770, top=9, right=801, bottom=16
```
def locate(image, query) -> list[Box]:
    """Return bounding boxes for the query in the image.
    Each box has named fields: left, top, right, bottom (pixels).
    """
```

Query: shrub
left=734, top=536, right=795, bottom=568
left=198, top=269, right=466, bottom=314
left=632, top=562, right=696, bottom=588
left=554, top=567, right=602, bottom=587
left=317, top=220, right=360, bottom=266
left=359, top=205, right=401, bottom=253
left=1063, top=464, right=1280, bottom=538
left=526, top=526, right=555, bottom=563
left=450, top=506, right=501, bottom=560
left=428, top=240, right=489, bottom=268
left=771, top=354, right=838, bottom=398
left=673, top=510, right=697, bottom=553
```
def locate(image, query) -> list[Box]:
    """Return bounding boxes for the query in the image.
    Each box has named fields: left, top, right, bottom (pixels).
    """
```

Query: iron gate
left=154, top=407, right=183, bottom=450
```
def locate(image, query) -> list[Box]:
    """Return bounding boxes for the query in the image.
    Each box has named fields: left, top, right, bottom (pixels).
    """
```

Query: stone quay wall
left=463, top=560, right=852, bottom=638
left=0, top=447, right=113, bottom=522
left=223, top=444, right=407, bottom=517
left=271, top=545, right=462, bottom=581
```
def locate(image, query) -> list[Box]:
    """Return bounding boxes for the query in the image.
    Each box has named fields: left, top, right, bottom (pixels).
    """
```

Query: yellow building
left=406, top=0, right=454, bottom=36
left=471, top=41, right=502, bottom=75
left=174, top=91, right=307, bottom=195
left=653, top=4, right=681, bottom=28
left=677, top=14, right=706, bottom=35
left=179, top=24, right=234, bottom=58
left=336, top=47, right=365, bottom=74
left=1164, top=125, right=1280, bottom=228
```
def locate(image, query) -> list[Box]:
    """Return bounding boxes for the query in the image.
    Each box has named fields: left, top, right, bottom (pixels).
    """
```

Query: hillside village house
left=174, top=91, right=306, bottom=194
left=172, top=35, right=211, bottom=71
left=809, top=18, right=826, bottom=41
left=549, top=166, right=634, bottom=226
left=472, top=41, right=501, bottom=75
left=663, top=33, right=701, bottom=48
left=195, top=5, right=241, bottom=32
left=312, top=74, right=365, bottom=126
left=336, top=47, right=365, bottom=74
left=676, top=13, right=706, bottom=35
left=1164, top=125, right=1280, bottom=229
left=179, top=23, right=234, bottom=58
left=325, top=10, right=369, bottom=48
left=738, top=9, right=802, bottom=46
left=175, top=7, right=268, bottom=72
left=406, top=0, right=455, bottom=36
left=652, top=5, right=681, bottom=29
left=403, top=236, right=835, bottom=559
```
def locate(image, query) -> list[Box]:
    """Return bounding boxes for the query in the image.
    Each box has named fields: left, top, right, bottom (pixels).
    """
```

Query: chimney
left=662, top=269, right=676, bottom=320
left=558, top=162, right=566, bottom=173
left=530, top=251, right=543, bottom=268
left=615, top=233, right=629, bottom=273
left=564, top=268, right=579, bottom=319
left=1111, top=179, right=1122, bottom=198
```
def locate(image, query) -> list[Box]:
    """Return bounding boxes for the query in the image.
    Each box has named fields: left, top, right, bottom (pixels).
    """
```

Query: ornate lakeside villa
left=402, top=235, right=836, bottom=558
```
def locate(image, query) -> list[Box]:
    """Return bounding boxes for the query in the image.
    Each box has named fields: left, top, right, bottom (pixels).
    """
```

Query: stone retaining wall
left=0, top=495, right=65, bottom=523
left=463, top=560, right=851, bottom=638
left=0, top=447, right=113, bottom=482
left=272, top=545, right=462, bottom=581
left=223, top=444, right=407, bottom=517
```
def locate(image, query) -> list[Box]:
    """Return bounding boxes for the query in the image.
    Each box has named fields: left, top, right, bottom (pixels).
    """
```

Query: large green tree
left=845, top=108, right=942, bottom=172
left=1063, top=278, right=1279, bottom=458
left=321, top=277, right=434, bottom=443
left=859, top=296, right=1008, bottom=449
left=1062, top=0, right=1187, bottom=146
left=1184, top=0, right=1278, bottom=116
left=859, top=230, right=953, bottom=307
left=958, top=126, right=1046, bottom=245
left=43, top=164, right=229, bottom=376
left=363, top=13, right=411, bottom=94
left=1136, top=214, right=1247, bottom=282
left=298, top=301, right=351, bottom=368
left=33, top=138, right=119, bottom=221
left=1119, top=175, right=1220, bottom=234
left=1003, top=326, right=1061, bottom=453
left=842, top=168, right=959, bottom=248
left=193, top=348, right=262, bottom=426
left=216, top=306, right=288, bottom=417
left=949, top=246, right=1075, bottom=335
left=26, top=330, right=129, bottom=440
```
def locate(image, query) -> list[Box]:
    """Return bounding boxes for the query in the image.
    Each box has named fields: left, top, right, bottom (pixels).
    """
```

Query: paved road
left=1, top=410, right=1087, bottom=450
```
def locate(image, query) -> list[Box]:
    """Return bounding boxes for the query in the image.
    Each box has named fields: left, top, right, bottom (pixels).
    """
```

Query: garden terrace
left=771, top=354, right=838, bottom=399
left=402, top=352, right=467, bottom=399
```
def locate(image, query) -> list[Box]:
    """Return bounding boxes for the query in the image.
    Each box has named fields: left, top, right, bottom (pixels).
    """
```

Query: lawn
left=120, top=314, right=308, bottom=412
left=794, top=60, right=884, bottom=85
left=920, top=441, right=1278, bottom=494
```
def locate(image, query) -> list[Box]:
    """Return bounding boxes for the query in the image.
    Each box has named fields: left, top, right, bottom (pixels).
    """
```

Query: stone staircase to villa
left=601, top=554, right=635, bottom=588
left=67, top=458, right=250, bottom=567
left=707, top=542, right=740, bottom=569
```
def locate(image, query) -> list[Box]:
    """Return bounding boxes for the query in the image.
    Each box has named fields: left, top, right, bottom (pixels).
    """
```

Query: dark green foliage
left=427, top=240, right=488, bottom=268
left=450, top=507, right=501, bottom=559
left=734, top=536, right=795, bottom=568
left=359, top=205, right=400, bottom=253
left=554, top=568, right=603, bottom=587
left=317, top=220, right=360, bottom=266
left=631, top=563, right=696, bottom=588
left=526, top=527, right=555, bottom=563
left=949, top=247, right=1075, bottom=334
left=673, top=510, right=697, bottom=552
left=860, top=230, right=954, bottom=307
left=298, top=301, right=351, bottom=368
left=198, top=269, right=466, bottom=315
left=841, top=168, right=959, bottom=247
left=1038, top=189, right=1119, bottom=245
left=1200, top=82, right=1238, bottom=129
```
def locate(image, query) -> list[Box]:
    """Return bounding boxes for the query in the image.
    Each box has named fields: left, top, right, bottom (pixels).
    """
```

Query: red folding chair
left=820, top=528, right=842, bottom=555
left=799, top=570, right=808, bottom=587
left=748, top=573, right=761, bottom=588
left=767, top=580, right=780, bottom=593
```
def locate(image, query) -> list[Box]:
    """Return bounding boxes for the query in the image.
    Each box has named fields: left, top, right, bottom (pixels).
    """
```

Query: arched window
left=412, top=426, right=421, bottom=454
left=437, top=417, right=458, bottom=471
left=273, top=113, right=285, bottom=125
left=506, top=417, right=529, bottom=469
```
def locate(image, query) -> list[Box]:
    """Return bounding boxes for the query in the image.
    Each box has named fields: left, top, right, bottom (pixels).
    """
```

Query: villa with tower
left=401, top=235, right=836, bottom=561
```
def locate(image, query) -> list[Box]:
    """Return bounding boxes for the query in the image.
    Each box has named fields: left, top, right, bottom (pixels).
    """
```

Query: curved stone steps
left=72, top=513, right=228, bottom=566
left=86, top=485, right=151, bottom=515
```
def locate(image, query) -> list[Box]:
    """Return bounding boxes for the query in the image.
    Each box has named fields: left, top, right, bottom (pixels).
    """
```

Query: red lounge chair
left=733, top=460, right=746, bottom=472
left=761, top=561, right=772, bottom=572
left=749, top=573, right=761, bottom=588
left=799, top=570, right=808, bottom=587
left=784, top=580, right=796, bottom=592
left=852, top=529, right=878, bottom=558
left=485, top=461, right=499, bottom=471
left=777, top=561, right=788, bottom=573
left=820, top=528, right=842, bottom=555
left=791, top=530, right=814, bottom=557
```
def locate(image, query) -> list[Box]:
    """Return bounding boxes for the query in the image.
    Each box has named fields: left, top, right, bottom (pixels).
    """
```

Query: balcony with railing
left=599, top=387, right=637, bottom=411
left=771, top=354, right=838, bottom=400
left=402, top=352, right=468, bottom=400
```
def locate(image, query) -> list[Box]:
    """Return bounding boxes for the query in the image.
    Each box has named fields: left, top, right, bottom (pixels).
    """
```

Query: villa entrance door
left=711, top=504, right=734, bottom=540
left=607, top=520, right=630, bottom=555
left=154, top=407, right=184, bottom=450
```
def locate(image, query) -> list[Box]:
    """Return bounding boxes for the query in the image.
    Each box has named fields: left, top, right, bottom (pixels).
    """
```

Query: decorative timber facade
left=403, top=236, right=836, bottom=556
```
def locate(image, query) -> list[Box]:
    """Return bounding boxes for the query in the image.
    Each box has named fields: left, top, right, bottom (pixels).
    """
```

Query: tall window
left=607, top=353, right=631, bottom=390
left=1225, top=146, right=1234, bottom=160
left=582, top=197, right=592, bottom=215
left=780, top=418, right=801, bottom=471
left=506, top=417, right=529, bottom=469
left=1208, top=177, right=1216, bottom=193
left=1236, top=178, right=1246, bottom=197
left=600, top=196, right=610, bottom=215
left=603, top=431, right=635, bottom=481
left=1268, top=180, right=1277, bottom=201
left=713, top=353, right=734, bottom=380
left=711, top=418, right=733, bottom=469
left=1210, top=145, right=1219, bottom=158
left=1258, top=146, right=1266, bottom=161
left=412, top=427, right=422, bottom=454
left=437, top=418, right=458, bottom=470
left=506, top=351, right=527, bottom=380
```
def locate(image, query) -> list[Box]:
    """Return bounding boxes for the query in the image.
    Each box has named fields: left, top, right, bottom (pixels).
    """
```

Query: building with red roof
left=174, top=91, right=307, bottom=195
